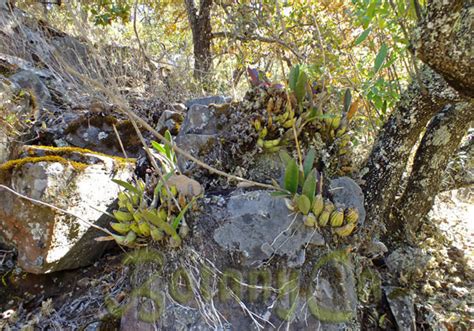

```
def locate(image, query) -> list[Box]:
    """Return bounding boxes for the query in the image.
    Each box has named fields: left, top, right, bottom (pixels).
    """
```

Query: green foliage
left=302, top=169, right=317, bottom=205
left=354, top=28, right=371, bottom=45
left=86, top=1, right=131, bottom=26
left=110, top=131, right=198, bottom=248
left=279, top=150, right=320, bottom=209
left=343, top=89, right=352, bottom=114
left=293, top=68, right=308, bottom=105
left=275, top=149, right=359, bottom=237
left=303, top=148, right=316, bottom=179
left=288, top=65, right=300, bottom=92
left=151, top=130, right=178, bottom=173
left=296, top=194, right=311, bottom=215
left=373, top=44, right=389, bottom=73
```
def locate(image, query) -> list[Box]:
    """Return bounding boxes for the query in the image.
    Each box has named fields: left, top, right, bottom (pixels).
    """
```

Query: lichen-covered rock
left=175, top=134, right=220, bottom=174
left=213, top=190, right=325, bottom=267
left=0, top=146, right=135, bottom=273
left=179, top=104, right=217, bottom=135
left=154, top=109, right=184, bottom=135
left=384, top=286, right=416, bottom=331
left=385, top=247, right=431, bottom=282
left=9, top=70, right=51, bottom=108
left=175, top=102, right=257, bottom=184
left=62, top=115, right=141, bottom=157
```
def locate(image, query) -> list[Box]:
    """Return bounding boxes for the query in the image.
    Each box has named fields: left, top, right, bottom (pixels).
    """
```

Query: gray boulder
left=384, top=287, right=416, bottom=331
left=0, top=146, right=135, bottom=273
left=119, top=190, right=358, bottom=330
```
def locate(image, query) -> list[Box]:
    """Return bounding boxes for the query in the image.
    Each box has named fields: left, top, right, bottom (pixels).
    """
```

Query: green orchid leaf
left=355, top=28, right=371, bottom=45
left=112, top=179, right=140, bottom=195
left=289, top=65, right=300, bottom=91
left=284, top=158, right=299, bottom=194
left=302, top=169, right=317, bottom=205
left=295, top=70, right=308, bottom=104
left=344, top=89, right=352, bottom=113
left=303, top=148, right=316, bottom=179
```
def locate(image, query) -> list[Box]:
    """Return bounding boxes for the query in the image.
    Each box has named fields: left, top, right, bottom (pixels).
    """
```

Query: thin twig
left=112, top=124, right=128, bottom=159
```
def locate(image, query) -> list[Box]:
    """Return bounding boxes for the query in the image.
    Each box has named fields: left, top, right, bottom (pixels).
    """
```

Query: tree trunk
left=390, top=102, right=474, bottom=241
left=361, top=0, right=472, bottom=244
left=360, top=68, right=460, bottom=240
left=184, top=0, right=213, bottom=82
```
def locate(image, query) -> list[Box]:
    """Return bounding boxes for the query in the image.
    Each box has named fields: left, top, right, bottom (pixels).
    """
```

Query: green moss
left=0, top=156, right=88, bottom=172
left=357, top=267, right=382, bottom=303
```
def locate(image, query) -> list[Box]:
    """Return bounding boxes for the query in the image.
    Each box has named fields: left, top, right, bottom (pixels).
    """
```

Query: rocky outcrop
left=119, top=188, right=363, bottom=329
left=0, top=146, right=135, bottom=273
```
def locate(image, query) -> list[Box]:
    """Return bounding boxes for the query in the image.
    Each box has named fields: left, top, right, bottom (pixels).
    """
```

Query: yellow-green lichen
left=0, top=156, right=88, bottom=172
left=24, top=145, right=136, bottom=165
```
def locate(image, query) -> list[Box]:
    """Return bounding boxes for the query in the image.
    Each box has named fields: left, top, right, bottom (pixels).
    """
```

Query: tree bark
left=184, top=0, right=213, bottom=81
left=360, top=67, right=460, bottom=240
left=390, top=102, right=474, bottom=240
left=414, top=0, right=473, bottom=96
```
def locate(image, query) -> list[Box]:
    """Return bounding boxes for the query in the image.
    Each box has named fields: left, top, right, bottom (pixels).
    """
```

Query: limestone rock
left=213, top=190, right=325, bottom=267
left=0, top=146, right=135, bottom=273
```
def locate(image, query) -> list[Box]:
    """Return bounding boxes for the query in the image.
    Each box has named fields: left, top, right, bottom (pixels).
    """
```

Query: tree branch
left=212, top=31, right=304, bottom=60
left=414, top=0, right=473, bottom=96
